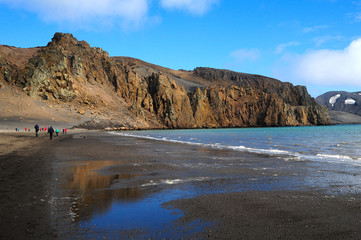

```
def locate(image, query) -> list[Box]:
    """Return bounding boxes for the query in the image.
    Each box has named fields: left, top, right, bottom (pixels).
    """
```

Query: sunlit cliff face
left=0, top=33, right=330, bottom=130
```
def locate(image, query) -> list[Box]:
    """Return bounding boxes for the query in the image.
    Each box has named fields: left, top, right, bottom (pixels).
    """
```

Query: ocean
left=114, top=124, right=361, bottom=166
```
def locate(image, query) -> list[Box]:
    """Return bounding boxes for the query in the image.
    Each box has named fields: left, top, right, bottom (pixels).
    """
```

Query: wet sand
left=1, top=130, right=361, bottom=239
left=0, top=132, right=57, bottom=239
left=165, top=191, right=361, bottom=239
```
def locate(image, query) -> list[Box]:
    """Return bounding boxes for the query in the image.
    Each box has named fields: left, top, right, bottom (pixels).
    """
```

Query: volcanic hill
left=316, top=91, right=361, bottom=124
left=0, top=33, right=330, bottom=130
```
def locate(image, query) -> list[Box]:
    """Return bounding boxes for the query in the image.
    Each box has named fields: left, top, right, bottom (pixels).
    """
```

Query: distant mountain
left=316, top=91, right=361, bottom=124
left=0, top=32, right=331, bottom=129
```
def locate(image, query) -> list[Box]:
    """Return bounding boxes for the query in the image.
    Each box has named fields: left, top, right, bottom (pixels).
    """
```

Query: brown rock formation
left=0, top=33, right=330, bottom=129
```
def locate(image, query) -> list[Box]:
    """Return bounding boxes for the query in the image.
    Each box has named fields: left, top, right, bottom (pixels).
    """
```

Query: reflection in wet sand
left=65, top=161, right=145, bottom=222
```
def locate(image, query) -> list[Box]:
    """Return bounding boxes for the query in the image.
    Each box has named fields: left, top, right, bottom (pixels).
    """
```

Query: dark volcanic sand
left=0, top=132, right=57, bottom=240
left=165, top=191, right=361, bottom=239
left=1, top=130, right=361, bottom=239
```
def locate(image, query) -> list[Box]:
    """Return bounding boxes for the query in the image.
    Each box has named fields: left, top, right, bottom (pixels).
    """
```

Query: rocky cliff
left=0, top=33, right=330, bottom=129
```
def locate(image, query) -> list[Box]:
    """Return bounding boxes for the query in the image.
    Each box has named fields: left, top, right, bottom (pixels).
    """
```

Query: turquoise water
left=115, top=125, right=361, bottom=165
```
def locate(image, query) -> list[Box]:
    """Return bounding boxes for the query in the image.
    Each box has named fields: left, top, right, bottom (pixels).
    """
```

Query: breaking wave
left=110, top=130, right=361, bottom=165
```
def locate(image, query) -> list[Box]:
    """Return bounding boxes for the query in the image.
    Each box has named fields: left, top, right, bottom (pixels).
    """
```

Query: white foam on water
left=112, top=131, right=293, bottom=156
left=141, top=177, right=210, bottom=187
left=110, top=132, right=361, bottom=165
left=230, top=145, right=291, bottom=155
left=315, top=153, right=360, bottom=161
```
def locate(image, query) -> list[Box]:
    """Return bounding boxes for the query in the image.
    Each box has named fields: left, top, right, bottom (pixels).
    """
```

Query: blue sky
left=1, top=0, right=361, bottom=97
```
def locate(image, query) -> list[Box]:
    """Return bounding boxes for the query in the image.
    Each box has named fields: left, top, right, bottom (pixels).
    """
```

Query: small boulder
left=78, top=109, right=85, bottom=115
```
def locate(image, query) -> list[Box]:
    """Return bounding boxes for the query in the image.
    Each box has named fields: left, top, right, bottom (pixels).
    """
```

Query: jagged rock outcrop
left=0, top=33, right=330, bottom=129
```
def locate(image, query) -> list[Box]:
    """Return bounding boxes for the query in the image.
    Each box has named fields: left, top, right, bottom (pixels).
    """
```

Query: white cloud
left=347, top=11, right=361, bottom=23
left=0, top=0, right=150, bottom=28
left=229, top=49, right=261, bottom=63
left=312, top=35, right=344, bottom=46
left=302, top=25, right=328, bottom=34
left=160, top=0, right=219, bottom=15
left=275, top=41, right=299, bottom=54
left=0, top=0, right=219, bottom=28
left=355, top=12, right=361, bottom=22
left=351, top=1, right=361, bottom=21
left=353, top=0, right=361, bottom=6
left=286, top=38, right=361, bottom=87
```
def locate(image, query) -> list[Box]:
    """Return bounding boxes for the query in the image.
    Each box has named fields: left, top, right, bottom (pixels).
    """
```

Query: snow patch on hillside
left=329, top=94, right=341, bottom=107
left=345, top=98, right=356, bottom=105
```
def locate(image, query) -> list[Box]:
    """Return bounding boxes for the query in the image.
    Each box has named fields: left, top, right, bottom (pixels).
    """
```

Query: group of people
left=33, top=124, right=67, bottom=139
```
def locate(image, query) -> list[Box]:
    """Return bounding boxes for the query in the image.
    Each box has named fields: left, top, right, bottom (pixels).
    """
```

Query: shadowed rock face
left=0, top=33, right=330, bottom=129
left=316, top=91, right=361, bottom=124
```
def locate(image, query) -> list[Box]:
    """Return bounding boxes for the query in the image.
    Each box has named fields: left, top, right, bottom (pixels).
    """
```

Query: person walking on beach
left=34, top=124, right=40, bottom=137
left=48, top=126, right=55, bottom=140
left=56, top=128, right=59, bottom=136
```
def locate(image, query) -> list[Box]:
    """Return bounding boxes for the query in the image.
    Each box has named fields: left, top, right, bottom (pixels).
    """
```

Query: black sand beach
left=1, top=130, right=361, bottom=239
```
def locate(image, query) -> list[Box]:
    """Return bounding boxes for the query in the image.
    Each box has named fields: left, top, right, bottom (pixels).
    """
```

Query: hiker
left=34, top=124, right=40, bottom=137
left=48, top=126, right=55, bottom=140
left=62, top=129, right=65, bottom=134
left=56, top=128, right=59, bottom=136
left=64, top=128, right=67, bottom=134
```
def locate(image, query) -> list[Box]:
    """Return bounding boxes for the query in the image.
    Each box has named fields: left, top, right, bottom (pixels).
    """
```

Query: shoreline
left=1, top=130, right=361, bottom=239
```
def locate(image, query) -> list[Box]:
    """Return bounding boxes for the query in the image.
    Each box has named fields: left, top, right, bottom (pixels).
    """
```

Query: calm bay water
left=115, top=125, right=361, bottom=165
